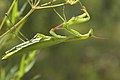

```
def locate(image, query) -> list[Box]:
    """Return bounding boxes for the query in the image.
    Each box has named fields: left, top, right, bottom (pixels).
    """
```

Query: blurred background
left=0, top=0, right=120, bottom=80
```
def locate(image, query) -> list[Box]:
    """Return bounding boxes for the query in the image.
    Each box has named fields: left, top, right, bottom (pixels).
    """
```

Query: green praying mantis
left=2, top=1, right=94, bottom=60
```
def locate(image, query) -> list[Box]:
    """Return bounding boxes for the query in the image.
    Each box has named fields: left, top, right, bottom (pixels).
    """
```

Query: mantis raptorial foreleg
left=50, top=26, right=67, bottom=38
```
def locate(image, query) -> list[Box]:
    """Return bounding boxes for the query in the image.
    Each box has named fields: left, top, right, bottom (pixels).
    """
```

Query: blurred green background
left=0, top=0, right=120, bottom=80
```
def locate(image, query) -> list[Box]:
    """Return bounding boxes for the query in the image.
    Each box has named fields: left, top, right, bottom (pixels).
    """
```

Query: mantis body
left=2, top=3, right=93, bottom=60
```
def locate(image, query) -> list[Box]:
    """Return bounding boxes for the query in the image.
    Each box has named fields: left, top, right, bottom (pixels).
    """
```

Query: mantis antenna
left=92, top=35, right=108, bottom=40
left=5, top=13, right=28, bottom=42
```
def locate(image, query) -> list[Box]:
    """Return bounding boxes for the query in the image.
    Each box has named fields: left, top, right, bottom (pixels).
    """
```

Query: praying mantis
left=2, top=1, right=93, bottom=60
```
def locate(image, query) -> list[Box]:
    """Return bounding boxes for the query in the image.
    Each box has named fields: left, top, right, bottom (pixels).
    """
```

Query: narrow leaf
left=12, top=0, right=18, bottom=24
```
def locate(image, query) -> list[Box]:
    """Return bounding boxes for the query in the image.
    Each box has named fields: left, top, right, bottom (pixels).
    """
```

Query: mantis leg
left=68, top=8, right=90, bottom=25
left=77, top=13, right=87, bottom=18
left=49, top=3, right=92, bottom=39
left=77, top=8, right=90, bottom=23
left=78, top=28, right=93, bottom=39
left=63, top=7, right=92, bottom=38
left=65, top=27, right=93, bottom=38
left=49, top=25, right=67, bottom=38
left=65, top=28, right=93, bottom=42
left=49, top=7, right=67, bottom=38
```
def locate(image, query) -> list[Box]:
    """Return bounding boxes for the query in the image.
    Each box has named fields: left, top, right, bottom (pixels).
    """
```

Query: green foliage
left=2, top=9, right=93, bottom=60
left=17, top=51, right=38, bottom=80
left=12, top=0, right=18, bottom=24
left=1, top=0, right=94, bottom=60
left=0, top=0, right=27, bottom=52
left=0, top=51, right=39, bottom=80
left=1, top=0, right=119, bottom=80
left=1, top=0, right=91, bottom=79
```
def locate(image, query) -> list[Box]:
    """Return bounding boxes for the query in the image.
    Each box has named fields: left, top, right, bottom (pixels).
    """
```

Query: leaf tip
left=1, top=56, right=6, bottom=60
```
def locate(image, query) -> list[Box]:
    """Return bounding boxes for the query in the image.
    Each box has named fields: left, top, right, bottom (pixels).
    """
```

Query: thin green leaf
left=31, top=75, right=41, bottom=80
left=16, top=51, right=37, bottom=80
left=24, top=50, right=37, bottom=73
left=0, top=33, right=13, bottom=49
left=17, top=54, right=26, bottom=80
left=6, top=66, right=18, bottom=80
left=0, top=66, right=6, bottom=80
left=18, top=2, right=28, bottom=16
left=12, top=0, right=18, bottom=24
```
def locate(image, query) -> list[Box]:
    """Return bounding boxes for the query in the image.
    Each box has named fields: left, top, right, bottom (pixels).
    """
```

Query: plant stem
left=36, top=3, right=66, bottom=9
left=0, top=2, right=66, bottom=39
left=0, top=0, right=17, bottom=30
left=0, top=8, right=35, bottom=39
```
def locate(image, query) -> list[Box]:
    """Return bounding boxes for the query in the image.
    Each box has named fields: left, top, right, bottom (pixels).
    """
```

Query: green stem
left=0, top=8, right=35, bottom=39
left=15, top=9, right=35, bottom=27
left=0, top=0, right=17, bottom=30
left=36, top=3, right=66, bottom=9
left=0, top=3, right=66, bottom=39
